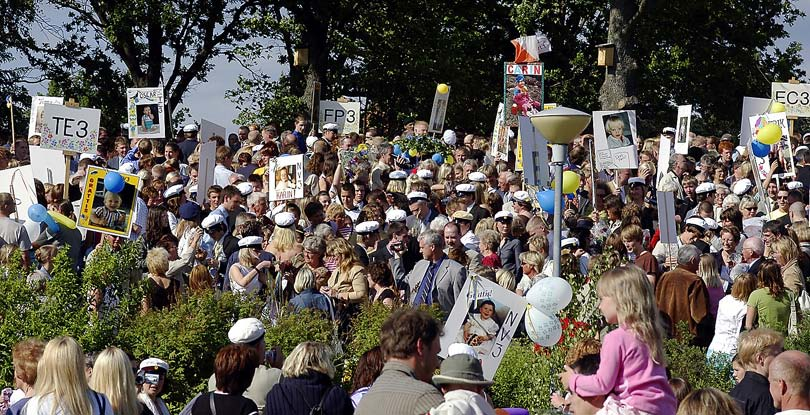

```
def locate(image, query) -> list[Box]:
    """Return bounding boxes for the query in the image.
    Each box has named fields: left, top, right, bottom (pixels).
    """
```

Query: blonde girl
left=24, top=336, right=113, bottom=415
left=559, top=265, right=676, bottom=415
left=90, top=347, right=144, bottom=415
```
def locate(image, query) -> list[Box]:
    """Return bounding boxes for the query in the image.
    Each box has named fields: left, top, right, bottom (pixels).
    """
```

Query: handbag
left=789, top=291, right=799, bottom=337
left=796, top=270, right=810, bottom=314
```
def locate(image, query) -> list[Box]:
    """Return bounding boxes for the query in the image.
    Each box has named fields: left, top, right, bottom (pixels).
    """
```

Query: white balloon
left=525, top=276, right=573, bottom=314
left=525, top=307, right=562, bottom=347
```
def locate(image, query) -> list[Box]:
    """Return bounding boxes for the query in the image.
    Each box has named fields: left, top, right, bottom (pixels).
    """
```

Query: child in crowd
left=729, top=328, right=784, bottom=415
left=90, top=191, right=127, bottom=231
left=559, top=265, right=677, bottom=415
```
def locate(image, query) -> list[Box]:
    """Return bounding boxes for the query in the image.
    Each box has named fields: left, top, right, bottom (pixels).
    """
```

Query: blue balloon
left=536, top=190, right=557, bottom=213
left=28, top=204, right=59, bottom=233
left=751, top=140, right=770, bottom=158
left=104, top=171, right=125, bottom=193
left=393, top=144, right=402, bottom=156
left=432, top=154, right=444, bottom=165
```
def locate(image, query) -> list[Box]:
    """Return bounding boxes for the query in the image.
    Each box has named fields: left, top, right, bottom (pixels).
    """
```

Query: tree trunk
left=599, top=0, right=642, bottom=111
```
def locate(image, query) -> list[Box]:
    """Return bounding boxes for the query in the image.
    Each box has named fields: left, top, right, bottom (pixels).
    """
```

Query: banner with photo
left=673, top=104, right=692, bottom=155
left=77, top=166, right=140, bottom=238
left=27, top=96, right=63, bottom=139
left=490, top=103, right=509, bottom=162
left=503, top=62, right=544, bottom=127
left=439, top=277, right=527, bottom=380
left=127, top=88, right=165, bottom=139
left=593, top=110, right=639, bottom=170
left=267, top=154, right=304, bottom=201
left=748, top=112, right=795, bottom=179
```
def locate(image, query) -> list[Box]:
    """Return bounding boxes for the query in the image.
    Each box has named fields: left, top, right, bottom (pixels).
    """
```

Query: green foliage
left=490, top=339, right=566, bottom=415
left=226, top=75, right=307, bottom=128
left=394, top=135, right=455, bottom=159
left=664, top=322, right=734, bottom=392
left=264, top=307, right=334, bottom=356
left=118, top=291, right=263, bottom=413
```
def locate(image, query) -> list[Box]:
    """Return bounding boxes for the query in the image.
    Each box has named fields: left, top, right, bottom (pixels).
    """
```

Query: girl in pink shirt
left=559, top=265, right=677, bottom=415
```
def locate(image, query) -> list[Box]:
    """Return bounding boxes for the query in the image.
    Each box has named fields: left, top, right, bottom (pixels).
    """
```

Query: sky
left=7, top=3, right=810, bottom=135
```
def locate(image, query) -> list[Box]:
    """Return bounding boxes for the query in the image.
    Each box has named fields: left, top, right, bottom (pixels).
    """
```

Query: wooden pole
left=62, top=99, right=80, bottom=200
left=8, top=101, right=15, bottom=156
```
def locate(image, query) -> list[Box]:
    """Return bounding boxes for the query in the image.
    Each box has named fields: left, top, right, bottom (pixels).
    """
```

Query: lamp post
left=530, top=107, right=591, bottom=279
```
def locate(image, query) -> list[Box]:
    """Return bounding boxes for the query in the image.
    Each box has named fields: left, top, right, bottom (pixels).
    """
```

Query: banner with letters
left=771, top=82, right=810, bottom=118
left=40, top=104, right=101, bottom=153
left=267, top=155, right=304, bottom=201
left=319, top=101, right=361, bottom=134
left=77, top=166, right=139, bottom=238
left=503, top=62, right=544, bottom=127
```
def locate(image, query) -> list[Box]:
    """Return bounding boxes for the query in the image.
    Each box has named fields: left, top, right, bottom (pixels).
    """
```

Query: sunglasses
left=746, top=207, right=757, bottom=211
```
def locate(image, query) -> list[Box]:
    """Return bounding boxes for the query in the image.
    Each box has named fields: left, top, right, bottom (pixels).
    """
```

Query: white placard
left=27, top=96, right=63, bottom=139
left=40, top=104, right=101, bottom=153
left=518, top=115, right=549, bottom=187
left=739, top=97, right=771, bottom=147
left=657, top=191, right=677, bottom=245
left=428, top=87, right=450, bottom=134
left=593, top=110, right=638, bottom=170
left=491, top=103, right=508, bottom=161
left=319, top=101, right=361, bottom=134
left=267, top=155, right=305, bottom=202
left=0, top=166, right=38, bottom=222
left=200, top=118, right=227, bottom=141
left=673, top=105, right=692, bottom=155
left=439, top=277, right=527, bottom=380
left=656, top=135, right=672, bottom=186
left=126, top=88, right=165, bottom=139
left=196, top=141, right=217, bottom=205
left=748, top=112, right=795, bottom=179
left=29, top=146, right=67, bottom=185
left=771, top=82, right=810, bottom=118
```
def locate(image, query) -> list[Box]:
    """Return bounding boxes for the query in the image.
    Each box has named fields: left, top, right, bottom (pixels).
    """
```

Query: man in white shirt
left=769, top=351, right=810, bottom=415
left=213, top=145, right=235, bottom=187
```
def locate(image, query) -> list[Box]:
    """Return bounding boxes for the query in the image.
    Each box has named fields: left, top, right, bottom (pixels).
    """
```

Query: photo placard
left=593, top=110, right=638, bottom=170
left=77, top=166, right=140, bottom=238
left=27, top=96, right=63, bottom=138
left=127, top=88, right=165, bottom=139
left=267, top=155, right=305, bottom=202
left=673, top=105, right=692, bottom=155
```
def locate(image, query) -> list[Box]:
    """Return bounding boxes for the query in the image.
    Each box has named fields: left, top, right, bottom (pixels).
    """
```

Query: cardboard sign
left=77, top=167, right=140, bottom=238
left=439, top=277, right=527, bottom=380
left=29, top=146, right=67, bottom=185
left=739, top=97, right=771, bottom=147
left=0, top=166, right=38, bottom=222
left=491, top=103, right=509, bottom=162
left=503, top=62, right=544, bottom=127
left=27, top=96, right=63, bottom=138
left=428, top=86, right=450, bottom=134
left=673, top=105, right=692, bottom=155
left=196, top=141, right=217, bottom=205
left=267, top=155, right=305, bottom=201
left=200, top=119, right=226, bottom=141
left=518, top=115, right=549, bottom=187
left=656, top=135, right=672, bottom=186
left=126, top=88, right=165, bottom=139
left=40, top=104, right=101, bottom=153
left=593, top=110, right=639, bottom=170
left=771, top=82, right=810, bottom=118
left=749, top=112, right=795, bottom=179
left=319, top=101, right=360, bottom=134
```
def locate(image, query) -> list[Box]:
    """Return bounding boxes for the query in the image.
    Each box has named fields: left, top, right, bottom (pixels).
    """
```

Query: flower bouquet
left=394, top=134, right=455, bottom=165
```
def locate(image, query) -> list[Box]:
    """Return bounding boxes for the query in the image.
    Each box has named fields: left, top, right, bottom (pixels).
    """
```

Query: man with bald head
left=768, top=350, right=810, bottom=414
left=789, top=202, right=807, bottom=226
left=743, top=236, right=765, bottom=276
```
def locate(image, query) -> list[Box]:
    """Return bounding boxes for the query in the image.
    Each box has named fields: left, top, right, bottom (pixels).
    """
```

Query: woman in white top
left=706, top=273, right=758, bottom=362
left=229, top=239, right=271, bottom=294
left=23, top=336, right=113, bottom=415
left=515, top=251, right=545, bottom=296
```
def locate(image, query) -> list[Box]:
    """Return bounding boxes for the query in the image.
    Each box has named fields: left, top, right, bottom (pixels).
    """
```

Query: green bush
left=264, top=307, right=335, bottom=356
left=490, top=339, right=566, bottom=415
left=664, top=323, right=734, bottom=391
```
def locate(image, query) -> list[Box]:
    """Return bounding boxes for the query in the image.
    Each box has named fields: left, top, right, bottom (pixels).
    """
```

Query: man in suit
left=742, top=236, right=765, bottom=276
left=399, top=230, right=466, bottom=316
left=456, top=183, right=489, bottom=229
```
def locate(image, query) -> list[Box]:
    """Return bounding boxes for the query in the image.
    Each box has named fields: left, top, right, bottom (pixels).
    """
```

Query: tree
left=14, top=0, right=267, bottom=132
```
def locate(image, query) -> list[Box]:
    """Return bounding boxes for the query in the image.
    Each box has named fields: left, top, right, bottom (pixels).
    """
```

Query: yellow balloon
left=757, top=123, right=782, bottom=145
left=436, top=83, right=449, bottom=94
left=562, top=171, right=580, bottom=194
left=408, top=148, right=419, bottom=157
left=48, top=210, right=77, bottom=229
left=770, top=101, right=786, bottom=114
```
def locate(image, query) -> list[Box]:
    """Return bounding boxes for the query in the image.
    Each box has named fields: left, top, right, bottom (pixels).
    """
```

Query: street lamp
left=530, top=107, right=591, bottom=279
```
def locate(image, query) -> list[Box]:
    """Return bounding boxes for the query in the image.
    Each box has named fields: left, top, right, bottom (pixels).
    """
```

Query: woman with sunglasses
left=228, top=236, right=271, bottom=295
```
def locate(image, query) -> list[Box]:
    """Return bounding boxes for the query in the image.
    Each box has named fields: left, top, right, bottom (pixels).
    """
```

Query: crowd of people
left=0, top=115, right=808, bottom=414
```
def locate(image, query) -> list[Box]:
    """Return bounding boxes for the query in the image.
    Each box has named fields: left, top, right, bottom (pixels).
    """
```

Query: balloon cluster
left=28, top=204, right=77, bottom=233
left=535, top=171, right=581, bottom=213
left=524, top=277, right=573, bottom=347
left=104, top=171, right=126, bottom=193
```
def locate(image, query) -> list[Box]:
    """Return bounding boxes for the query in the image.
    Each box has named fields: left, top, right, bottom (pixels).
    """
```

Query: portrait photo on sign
left=267, top=154, right=304, bottom=201
left=748, top=113, right=795, bottom=179
left=77, top=167, right=139, bottom=238
left=136, top=104, right=160, bottom=134
left=503, top=63, right=544, bottom=127
left=440, top=277, right=527, bottom=379
left=676, top=116, right=688, bottom=144
left=593, top=110, right=638, bottom=170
